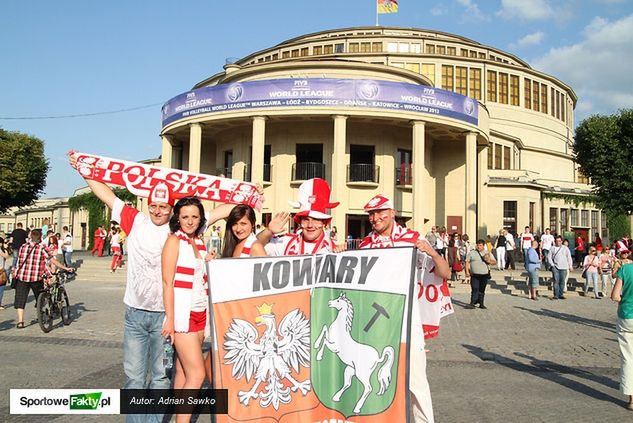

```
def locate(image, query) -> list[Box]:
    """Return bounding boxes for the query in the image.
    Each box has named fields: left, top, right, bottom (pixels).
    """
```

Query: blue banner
left=161, top=78, right=479, bottom=127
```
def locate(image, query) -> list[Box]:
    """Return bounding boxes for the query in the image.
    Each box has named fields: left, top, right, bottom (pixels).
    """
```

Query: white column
left=331, top=115, right=347, bottom=232
left=477, top=141, right=488, bottom=238
left=251, top=116, right=267, bottom=183
left=411, top=121, right=428, bottom=231
left=188, top=123, right=202, bottom=173
left=161, top=135, right=173, bottom=168
left=465, top=132, right=478, bottom=237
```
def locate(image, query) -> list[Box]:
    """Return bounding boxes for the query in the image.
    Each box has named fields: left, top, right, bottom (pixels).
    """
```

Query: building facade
left=159, top=26, right=604, bottom=241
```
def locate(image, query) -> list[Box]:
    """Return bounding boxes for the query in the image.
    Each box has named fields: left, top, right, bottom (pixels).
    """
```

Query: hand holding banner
left=69, top=151, right=263, bottom=210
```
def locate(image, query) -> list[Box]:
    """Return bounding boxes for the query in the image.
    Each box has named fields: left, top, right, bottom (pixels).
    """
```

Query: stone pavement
left=0, top=252, right=629, bottom=422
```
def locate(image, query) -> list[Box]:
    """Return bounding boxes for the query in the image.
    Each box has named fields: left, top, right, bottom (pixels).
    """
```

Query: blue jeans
left=63, top=251, right=73, bottom=267
left=0, top=269, right=6, bottom=305
left=584, top=271, right=600, bottom=298
left=553, top=268, right=568, bottom=298
left=123, top=305, right=170, bottom=423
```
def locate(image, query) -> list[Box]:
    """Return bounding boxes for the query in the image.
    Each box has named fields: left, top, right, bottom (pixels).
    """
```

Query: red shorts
left=188, top=310, right=207, bottom=332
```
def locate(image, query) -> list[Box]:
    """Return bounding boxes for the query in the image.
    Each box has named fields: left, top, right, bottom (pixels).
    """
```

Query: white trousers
left=618, top=318, right=633, bottom=395
left=410, top=327, right=433, bottom=422
left=496, top=247, right=506, bottom=270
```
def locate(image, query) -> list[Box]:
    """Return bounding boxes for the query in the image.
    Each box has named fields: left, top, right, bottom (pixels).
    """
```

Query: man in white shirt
left=504, top=230, right=516, bottom=270
left=520, top=226, right=535, bottom=262
left=540, top=228, right=555, bottom=271
left=61, top=226, right=73, bottom=267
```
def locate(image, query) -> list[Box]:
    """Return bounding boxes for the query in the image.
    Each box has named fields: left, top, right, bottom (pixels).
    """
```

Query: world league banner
left=207, top=247, right=416, bottom=422
left=70, top=151, right=263, bottom=210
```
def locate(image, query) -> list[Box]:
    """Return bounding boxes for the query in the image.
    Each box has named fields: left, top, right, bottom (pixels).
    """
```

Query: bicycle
left=37, top=270, right=74, bottom=333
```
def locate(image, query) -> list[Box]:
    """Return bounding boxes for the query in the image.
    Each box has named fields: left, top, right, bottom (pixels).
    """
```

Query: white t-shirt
left=505, top=233, right=515, bottom=251
left=63, top=233, right=73, bottom=252
left=112, top=198, right=170, bottom=312
left=541, top=234, right=555, bottom=250
left=520, top=232, right=534, bottom=250
left=110, top=233, right=121, bottom=248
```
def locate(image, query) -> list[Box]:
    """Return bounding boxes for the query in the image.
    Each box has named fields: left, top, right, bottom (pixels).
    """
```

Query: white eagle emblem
left=223, top=303, right=312, bottom=410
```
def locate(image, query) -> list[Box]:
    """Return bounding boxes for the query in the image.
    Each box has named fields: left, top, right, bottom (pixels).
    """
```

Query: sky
left=1, top=0, right=632, bottom=198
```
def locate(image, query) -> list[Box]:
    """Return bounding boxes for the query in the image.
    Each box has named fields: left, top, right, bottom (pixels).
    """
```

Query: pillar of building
left=161, top=135, right=174, bottom=169
left=188, top=123, right=202, bottom=173
left=411, top=121, right=429, bottom=232
left=331, top=115, right=348, bottom=234
left=477, top=141, right=488, bottom=238
left=251, top=116, right=267, bottom=223
left=465, top=131, right=478, bottom=237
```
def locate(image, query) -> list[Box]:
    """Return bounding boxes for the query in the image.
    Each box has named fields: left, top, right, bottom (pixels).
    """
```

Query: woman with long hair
left=161, top=196, right=209, bottom=423
left=221, top=204, right=266, bottom=257
left=0, top=237, right=10, bottom=310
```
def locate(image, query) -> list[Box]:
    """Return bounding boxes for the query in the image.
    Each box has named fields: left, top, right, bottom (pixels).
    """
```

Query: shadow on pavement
left=463, top=344, right=621, bottom=404
left=513, top=305, right=616, bottom=332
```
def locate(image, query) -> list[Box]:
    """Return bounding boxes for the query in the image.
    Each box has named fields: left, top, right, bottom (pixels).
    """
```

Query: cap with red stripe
left=149, top=182, right=175, bottom=206
left=363, top=194, right=394, bottom=212
left=289, top=178, right=339, bottom=223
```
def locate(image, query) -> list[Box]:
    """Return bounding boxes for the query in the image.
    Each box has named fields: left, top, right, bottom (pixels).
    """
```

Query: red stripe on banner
left=176, top=266, right=194, bottom=275
left=174, top=280, right=193, bottom=289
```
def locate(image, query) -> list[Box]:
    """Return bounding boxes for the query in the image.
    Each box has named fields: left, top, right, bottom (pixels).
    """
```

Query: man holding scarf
left=358, top=194, right=452, bottom=423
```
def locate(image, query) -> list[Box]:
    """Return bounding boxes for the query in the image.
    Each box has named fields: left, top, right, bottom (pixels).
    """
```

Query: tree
left=0, top=128, right=50, bottom=213
left=574, top=109, right=633, bottom=216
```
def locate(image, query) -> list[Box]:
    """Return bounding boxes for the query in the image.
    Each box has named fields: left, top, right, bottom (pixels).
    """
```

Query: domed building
left=159, top=26, right=605, bottom=243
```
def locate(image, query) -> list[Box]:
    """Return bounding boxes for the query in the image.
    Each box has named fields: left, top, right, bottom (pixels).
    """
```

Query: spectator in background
left=594, top=232, right=603, bottom=250
left=540, top=228, right=555, bottom=271
left=504, top=229, right=516, bottom=270
left=614, top=249, right=633, bottom=279
left=495, top=229, right=507, bottom=271
left=521, top=226, right=535, bottom=262
left=525, top=240, right=541, bottom=300
left=583, top=247, right=601, bottom=299
left=465, top=239, right=496, bottom=309
left=41, top=218, right=49, bottom=238
left=8, top=222, right=28, bottom=269
left=329, top=226, right=338, bottom=244
left=548, top=235, right=574, bottom=300
left=611, top=259, right=633, bottom=411
left=599, top=246, right=614, bottom=297
left=91, top=225, right=107, bottom=257
left=435, top=227, right=447, bottom=258
left=0, top=237, right=10, bottom=310
left=447, top=238, right=462, bottom=284
left=61, top=226, right=73, bottom=267
left=425, top=226, right=438, bottom=250
left=485, top=235, right=494, bottom=256
left=575, top=233, right=586, bottom=268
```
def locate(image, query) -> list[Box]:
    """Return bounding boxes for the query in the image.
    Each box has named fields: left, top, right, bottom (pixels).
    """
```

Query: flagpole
left=376, top=1, right=379, bottom=26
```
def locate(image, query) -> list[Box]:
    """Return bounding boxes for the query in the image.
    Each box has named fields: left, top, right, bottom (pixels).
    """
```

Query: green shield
left=311, top=287, right=405, bottom=417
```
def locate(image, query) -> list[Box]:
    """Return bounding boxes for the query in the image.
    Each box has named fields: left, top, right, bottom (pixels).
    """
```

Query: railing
left=292, top=162, right=325, bottom=181
left=344, top=238, right=363, bottom=250
left=347, top=164, right=379, bottom=183
left=244, top=164, right=272, bottom=182
left=395, top=164, right=412, bottom=185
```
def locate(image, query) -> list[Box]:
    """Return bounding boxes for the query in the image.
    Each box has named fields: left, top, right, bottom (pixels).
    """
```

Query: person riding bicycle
left=12, top=229, right=73, bottom=329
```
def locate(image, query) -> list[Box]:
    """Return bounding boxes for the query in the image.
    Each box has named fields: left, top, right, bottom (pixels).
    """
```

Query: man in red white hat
left=359, top=194, right=452, bottom=423
left=258, top=178, right=339, bottom=255
left=69, top=154, right=234, bottom=423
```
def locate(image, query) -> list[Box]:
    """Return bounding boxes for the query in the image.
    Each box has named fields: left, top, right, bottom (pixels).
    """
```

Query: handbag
left=0, top=269, right=6, bottom=286
left=452, top=260, right=463, bottom=272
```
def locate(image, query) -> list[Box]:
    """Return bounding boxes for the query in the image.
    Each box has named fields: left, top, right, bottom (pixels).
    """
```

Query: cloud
left=496, top=0, right=554, bottom=20
left=532, top=14, right=633, bottom=120
left=430, top=6, right=446, bottom=16
left=509, top=31, right=546, bottom=49
left=455, top=0, right=490, bottom=22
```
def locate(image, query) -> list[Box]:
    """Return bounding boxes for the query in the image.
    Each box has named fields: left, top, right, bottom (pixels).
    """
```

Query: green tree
left=0, top=128, right=50, bottom=213
left=574, top=109, right=633, bottom=216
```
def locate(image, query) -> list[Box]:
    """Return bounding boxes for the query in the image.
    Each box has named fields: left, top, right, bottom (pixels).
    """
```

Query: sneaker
left=465, top=304, right=476, bottom=309
left=479, top=305, right=488, bottom=309
left=559, top=296, right=566, bottom=300
left=0, top=305, right=5, bottom=310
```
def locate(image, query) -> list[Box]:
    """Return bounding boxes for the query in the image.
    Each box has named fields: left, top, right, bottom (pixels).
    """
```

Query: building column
left=411, top=121, right=429, bottom=232
left=251, top=116, right=267, bottom=223
left=465, top=131, right=478, bottom=237
left=477, top=141, right=488, bottom=238
left=331, top=115, right=347, bottom=233
left=161, top=135, right=174, bottom=168
left=188, top=123, right=202, bottom=173
left=251, top=116, right=267, bottom=183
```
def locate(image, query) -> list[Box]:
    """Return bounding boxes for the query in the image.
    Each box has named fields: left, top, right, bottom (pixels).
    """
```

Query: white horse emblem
left=314, top=293, right=395, bottom=414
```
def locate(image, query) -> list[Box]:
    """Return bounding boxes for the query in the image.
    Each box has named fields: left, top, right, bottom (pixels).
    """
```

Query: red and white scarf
left=239, top=233, right=258, bottom=257
left=173, top=230, right=208, bottom=333
left=283, top=230, right=334, bottom=256
left=71, top=151, right=263, bottom=210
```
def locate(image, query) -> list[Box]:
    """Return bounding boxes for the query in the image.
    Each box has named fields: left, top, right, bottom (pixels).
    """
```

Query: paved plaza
left=0, top=253, right=629, bottom=422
